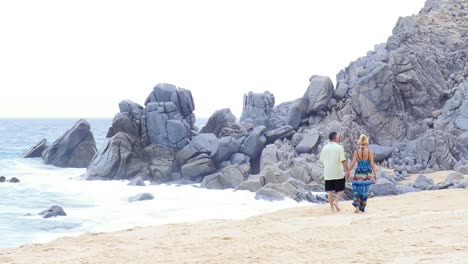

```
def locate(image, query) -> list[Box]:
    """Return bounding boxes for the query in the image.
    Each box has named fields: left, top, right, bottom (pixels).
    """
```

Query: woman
left=346, top=134, right=377, bottom=213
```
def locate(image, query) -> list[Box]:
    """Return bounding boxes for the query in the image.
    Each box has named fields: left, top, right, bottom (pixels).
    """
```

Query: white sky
left=0, top=0, right=426, bottom=119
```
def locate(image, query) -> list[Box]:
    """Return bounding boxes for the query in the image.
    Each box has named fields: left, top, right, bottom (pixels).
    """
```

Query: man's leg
left=334, top=191, right=344, bottom=211
left=327, top=191, right=335, bottom=213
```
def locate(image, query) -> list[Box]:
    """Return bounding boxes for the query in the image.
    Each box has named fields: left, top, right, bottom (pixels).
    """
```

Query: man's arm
left=341, top=160, right=349, bottom=173
left=340, top=147, right=348, bottom=174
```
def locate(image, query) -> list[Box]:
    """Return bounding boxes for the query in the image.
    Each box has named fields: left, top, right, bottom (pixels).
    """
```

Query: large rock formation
left=42, top=119, right=97, bottom=168
left=81, top=0, right=467, bottom=202
left=21, top=139, right=48, bottom=158
left=240, top=91, right=276, bottom=129
left=200, top=108, right=246, bottom=138
left=336, top=0, right=467, bottom=146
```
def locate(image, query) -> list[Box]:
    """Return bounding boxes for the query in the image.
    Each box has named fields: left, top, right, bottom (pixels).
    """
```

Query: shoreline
left=1, top=188, right=467, bottom=264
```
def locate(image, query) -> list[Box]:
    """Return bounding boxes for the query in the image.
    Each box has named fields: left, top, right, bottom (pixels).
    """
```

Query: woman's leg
left=352, top=181, right=361, bottom=212
left=359, top=183, right=371, bottom=212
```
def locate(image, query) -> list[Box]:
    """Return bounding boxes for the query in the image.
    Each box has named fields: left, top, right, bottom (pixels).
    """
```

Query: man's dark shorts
left=325, top=178, right=345, bottom=192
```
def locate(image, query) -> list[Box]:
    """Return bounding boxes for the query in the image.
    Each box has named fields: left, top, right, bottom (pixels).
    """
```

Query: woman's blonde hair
left=358, top=134, right=369, bottom=146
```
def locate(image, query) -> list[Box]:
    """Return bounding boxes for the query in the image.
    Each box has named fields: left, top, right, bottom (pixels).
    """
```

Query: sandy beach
left=1, top=186, right=467, bottom=264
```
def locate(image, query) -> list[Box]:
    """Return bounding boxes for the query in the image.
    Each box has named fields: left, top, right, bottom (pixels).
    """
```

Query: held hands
left=345, top=171, right=351, bottom=180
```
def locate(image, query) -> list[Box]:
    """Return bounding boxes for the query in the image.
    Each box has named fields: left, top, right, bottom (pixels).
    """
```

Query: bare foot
left=333, top=202, right=341, bottom=212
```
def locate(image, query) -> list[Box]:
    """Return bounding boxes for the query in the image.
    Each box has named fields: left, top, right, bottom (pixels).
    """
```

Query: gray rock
left=259, top=142, right=296, bottom=172
left=334, top=81, right=348, bottom=99
left=128, top=193, right=154, bottom=202
left=176, top=133, right=218, bottom=166
left=230, top=153, right=250, bottom=165
left=369, top=183, right=398, bottom=197
left=458, top=132, right=468, bottom=149
left=281, top=165, right=312, bottom=184
left=396, top=185, right=421, bottom=194
left=201, top=108, right=246, bottom=138
left=239, top=126, right=267, bottom=160
left=201, top=165, right=245, bottom=190
left=235, top=179, right=263, bottom=192
left=38, top=205, right=67, bottom=218
left=412, top=175, right=435, bottom=190
left=127, top=176, right=146, bottom=186
left=452, top=179, right=468, bottom=188
left=85, top=132, right=147, bottom=180
left=0, top=176, right=5, bottom=182
left=210, top=136, right=242, bottom=165
left=303, top=75, right=334, bottom=115
left=181, top=154, right=216, bottom=179
left=21, top=138, right=48, bottom=158
left=457, top=165, right=468, bottom=174
left=285, top=99, right=306, bottom=129
left=240, top=91, right=275, bottom=129
left=295, top=128, right=320, bottom=154
left=264, top=125, right=295, bottom=144
left=42, top=119, right=97, bottom=168
left=259, top=167, right=288, bottom=185
left=444, top=172, right=464, bottom=186
left=291, top=133, right=304, bottom=147
left=9, top=177, right=20, bottom=183
left=263, top=179, right=304, bottom=201
left=255, top=188, right=286, bottom=201
left=111, top=112, right=140, bottom=138
left=144, top=83, right=195, bottom=125
left=368, top=144, right=393, bottom=162
left=146, top=102, right=191, bottom=149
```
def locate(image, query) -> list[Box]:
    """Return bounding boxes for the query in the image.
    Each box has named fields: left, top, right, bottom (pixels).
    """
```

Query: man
left=319, top=132, right=349, bottom=213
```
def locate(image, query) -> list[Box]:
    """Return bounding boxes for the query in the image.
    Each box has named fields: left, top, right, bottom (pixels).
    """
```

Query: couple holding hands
left=320, top=132, right=377, bottom=213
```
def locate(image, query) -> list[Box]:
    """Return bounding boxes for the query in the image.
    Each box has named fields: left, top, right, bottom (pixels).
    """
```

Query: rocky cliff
left=83, top=0, right=468, bottom=200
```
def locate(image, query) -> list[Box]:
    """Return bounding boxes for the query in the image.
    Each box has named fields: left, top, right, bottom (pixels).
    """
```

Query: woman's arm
left=346, top=150, right=358, bottom=179
left=369, top=150, right=377, bottom=181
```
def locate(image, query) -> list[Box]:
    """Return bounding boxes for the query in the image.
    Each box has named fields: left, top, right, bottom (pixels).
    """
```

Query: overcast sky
left=0, top=0, right=427, bottom=119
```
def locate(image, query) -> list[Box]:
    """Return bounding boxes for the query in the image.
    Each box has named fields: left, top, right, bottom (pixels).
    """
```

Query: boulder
left=369, top=183, right=398, bottom=197
left=0, top=176, right=5, bottom=182
left=85, top=132, right=146, bottom=180
left=201, top=165, right=245, bottom=190
left=127, top=176, right=146, bottom=186
left=452, top=179, right=468, bottom=188
left=295, top=128, right=320, bottom=154
left=21, top=138, right=48, bottom=158
left=303, top=75, right=334, bottom=115
left=412, top=175, right=435, bottom=190
left=368, top=144, right=393, bottom=162
left=144, top=83, right=195, bottom=125
left=181, top=154, right=216, bottom=179
left=285, top=99, right=306, bottom=129
left=255, top=188, right=286, bottom=202
left=42, top=119, right=97, bottom=168
left=235, top=179, right=263, bottom=192
left=128, top=193, right=154, bottom=203
left=210, top=136, right=242, bottom=165
left=264, top=125, right=295, bottom=144
left=240, top=91, right=275, bottom=129
left=396, top=185, right=421, bottom=194
left=9, top=177, right=20, bottom=183
left=444, top=172, right=464, bottom=186
left=38, top=205, right=67, bottom=218
left=239, top=126, right=267, bottom=160
left=200, top=108, right=246, bottom=138
left=145, top=102, right=191, bottom=149
left=176, top=133, right=218, bottom=166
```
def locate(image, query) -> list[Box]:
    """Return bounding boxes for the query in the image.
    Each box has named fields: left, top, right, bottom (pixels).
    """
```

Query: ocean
left=0, top=118, right=304, bottom=249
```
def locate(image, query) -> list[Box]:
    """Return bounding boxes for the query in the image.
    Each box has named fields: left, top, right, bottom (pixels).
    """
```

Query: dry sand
left=1, top=188, right=467, bottom=264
